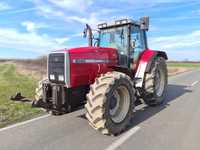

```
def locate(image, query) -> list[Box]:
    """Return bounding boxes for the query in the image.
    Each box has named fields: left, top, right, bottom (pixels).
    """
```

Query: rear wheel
left=85, top=72, right=135, bottom=135
left=143, top=57, right=168, bottom=106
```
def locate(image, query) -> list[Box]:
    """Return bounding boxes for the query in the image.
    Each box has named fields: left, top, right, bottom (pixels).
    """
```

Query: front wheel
left=143, top=57, right=168, bottom=106
left=85, top=72, right=136, bottom=135
left=35, top=78, right=48, bottom=101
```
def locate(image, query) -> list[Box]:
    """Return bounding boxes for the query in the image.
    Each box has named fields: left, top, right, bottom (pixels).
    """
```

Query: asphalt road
left=0, top=70, right=200, bottom=150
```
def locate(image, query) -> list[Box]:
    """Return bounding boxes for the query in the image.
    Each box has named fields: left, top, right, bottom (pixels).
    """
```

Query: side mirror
left=140, top=16, right=149, bottom=31
left=131, top=41, right=136, bottom=49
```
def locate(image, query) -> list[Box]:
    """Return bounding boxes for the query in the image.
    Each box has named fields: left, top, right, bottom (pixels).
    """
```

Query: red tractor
left=34, top=17, right=168, bottom=135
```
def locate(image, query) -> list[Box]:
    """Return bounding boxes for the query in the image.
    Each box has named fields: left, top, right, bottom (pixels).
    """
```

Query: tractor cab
left=85, top=17, right=149, bottom=69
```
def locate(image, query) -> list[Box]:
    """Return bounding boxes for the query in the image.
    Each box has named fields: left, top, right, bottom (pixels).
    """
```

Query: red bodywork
left=139, top=49, right=155, bottom=62
left=57, top=47, right=156, bottom=88
left=69, top=47, right=118, bottom=87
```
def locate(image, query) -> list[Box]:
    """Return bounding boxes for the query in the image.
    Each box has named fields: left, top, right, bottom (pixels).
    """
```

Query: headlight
left=58, top=75, right=64, bottom=81
left=50, top=74, right=55, bottom=80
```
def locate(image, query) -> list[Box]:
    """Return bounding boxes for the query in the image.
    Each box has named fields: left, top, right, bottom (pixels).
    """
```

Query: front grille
left=48, top=53, right=65, bottom=84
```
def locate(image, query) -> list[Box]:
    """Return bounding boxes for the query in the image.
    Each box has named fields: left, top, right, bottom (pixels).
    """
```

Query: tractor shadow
left=77, top=84, right=192, bottom=135
left=78, top=84, right=192, bottom=132
left=128, top=84, right=192, bottom=128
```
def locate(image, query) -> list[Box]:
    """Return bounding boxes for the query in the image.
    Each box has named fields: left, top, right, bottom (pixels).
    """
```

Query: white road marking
left=105, top=126, right=140, bottom=150
left=0, top=114, right=50, bottom=132
left=190, top=81, right=199, bottom=87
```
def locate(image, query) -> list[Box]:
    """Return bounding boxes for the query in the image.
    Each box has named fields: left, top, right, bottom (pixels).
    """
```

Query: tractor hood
left=68, top=47, right=118, bottom=87
left=69, top=46, right=118, bottom=87
left=50, top=46, right=118, bottom=87
left=54, top=46, right=118, bottom=60
left=68, top=46, right=117, bottom=59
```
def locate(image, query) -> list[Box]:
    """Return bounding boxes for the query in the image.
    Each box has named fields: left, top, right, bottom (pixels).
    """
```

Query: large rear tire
left=143, top=57, right=168, bottom=106
left=85, top=72, right=135, bottom=135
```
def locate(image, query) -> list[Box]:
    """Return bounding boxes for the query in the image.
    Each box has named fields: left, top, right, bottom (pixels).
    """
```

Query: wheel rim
left=155, top=68, right=165, bottom=97
left=109, top=85, right=130, bottom=123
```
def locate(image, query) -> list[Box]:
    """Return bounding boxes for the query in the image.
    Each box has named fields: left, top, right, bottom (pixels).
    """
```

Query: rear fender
left=135, top=49, right=167, bottom=87
left=145, top=51, right=168, bottom=73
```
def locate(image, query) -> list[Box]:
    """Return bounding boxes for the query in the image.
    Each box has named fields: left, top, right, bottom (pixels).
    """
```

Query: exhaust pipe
left=84, top=24, right=93, bottom=46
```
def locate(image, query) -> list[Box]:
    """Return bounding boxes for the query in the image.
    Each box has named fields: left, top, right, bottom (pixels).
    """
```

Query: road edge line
left=191, top=81, right=199, bottom=87
left=105, top=126, right=140, bottom=150
left=0, top=114, right=50, bottom=132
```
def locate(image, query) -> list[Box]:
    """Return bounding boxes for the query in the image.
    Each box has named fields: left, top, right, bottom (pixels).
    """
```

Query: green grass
left=167, top=62, right=200, bottom=68
left=0, top=64, right=43, bottom=128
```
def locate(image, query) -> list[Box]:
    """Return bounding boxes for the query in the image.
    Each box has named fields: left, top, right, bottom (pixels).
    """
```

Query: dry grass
left=13, top=56, right=47, bottom=80
left=167, top=62, right=200, bottom=76
left=167, top=67, right=192, bottom=76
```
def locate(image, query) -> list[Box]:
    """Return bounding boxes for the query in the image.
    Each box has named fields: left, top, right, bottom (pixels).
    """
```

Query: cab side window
left=130, top=26, right=145, bottom=61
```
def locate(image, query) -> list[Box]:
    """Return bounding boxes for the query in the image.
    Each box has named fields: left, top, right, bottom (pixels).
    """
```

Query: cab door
left=130, top=25, right=147, bottom=71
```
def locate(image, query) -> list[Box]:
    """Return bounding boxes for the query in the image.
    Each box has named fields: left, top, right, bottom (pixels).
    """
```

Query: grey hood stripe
left=73, top=59, right=110, bottom=63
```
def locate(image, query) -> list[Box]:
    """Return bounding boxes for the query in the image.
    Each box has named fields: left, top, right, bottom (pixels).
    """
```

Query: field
left=167, top=62, right=200, bottom=76
left=168, top=62, right=200, bottom=68
left=0, top=64, right=43, bottom=128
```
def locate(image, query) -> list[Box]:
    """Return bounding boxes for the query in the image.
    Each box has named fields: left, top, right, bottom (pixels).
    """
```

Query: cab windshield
left=99, top=26, right=128, bottom=55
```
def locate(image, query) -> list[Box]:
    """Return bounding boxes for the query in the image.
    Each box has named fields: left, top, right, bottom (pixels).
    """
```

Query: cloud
left=21, top=21, right=37, bottom=33
left=65, top=9, right=118, bottom=27
left=36, top=6, right=101, bottom=27
left=121, top=0, right=199, bottom=4
left=21, top=21, right=49, bottom=33
left=0, top=27, right=68, bottom=54
left=149, top=30, right=200, bottom=50
left=148, top=30, right=200, bottom=60
left=33, top=1, right=65, bottom=19
left=34, top=0, right=119, bottom=26
left=0, top=2, right=11, bottom=11
left=192, top=9, right=200, bottom=16
left=66, top=13, right=100, bottom=27
left=48, top=0, right=93, bottom=13
left=0, top=7, right=38, bottom=14
left=55, top=37, right=69, bottom=44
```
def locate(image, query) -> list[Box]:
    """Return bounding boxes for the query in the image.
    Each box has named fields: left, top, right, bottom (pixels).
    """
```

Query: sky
left=0, top=0, right=200, bottom=60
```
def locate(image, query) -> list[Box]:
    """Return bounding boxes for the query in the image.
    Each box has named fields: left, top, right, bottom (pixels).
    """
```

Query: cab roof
left=97, top=17, right=149, bottom=31
left=97, top=18, right=140, bottom=29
